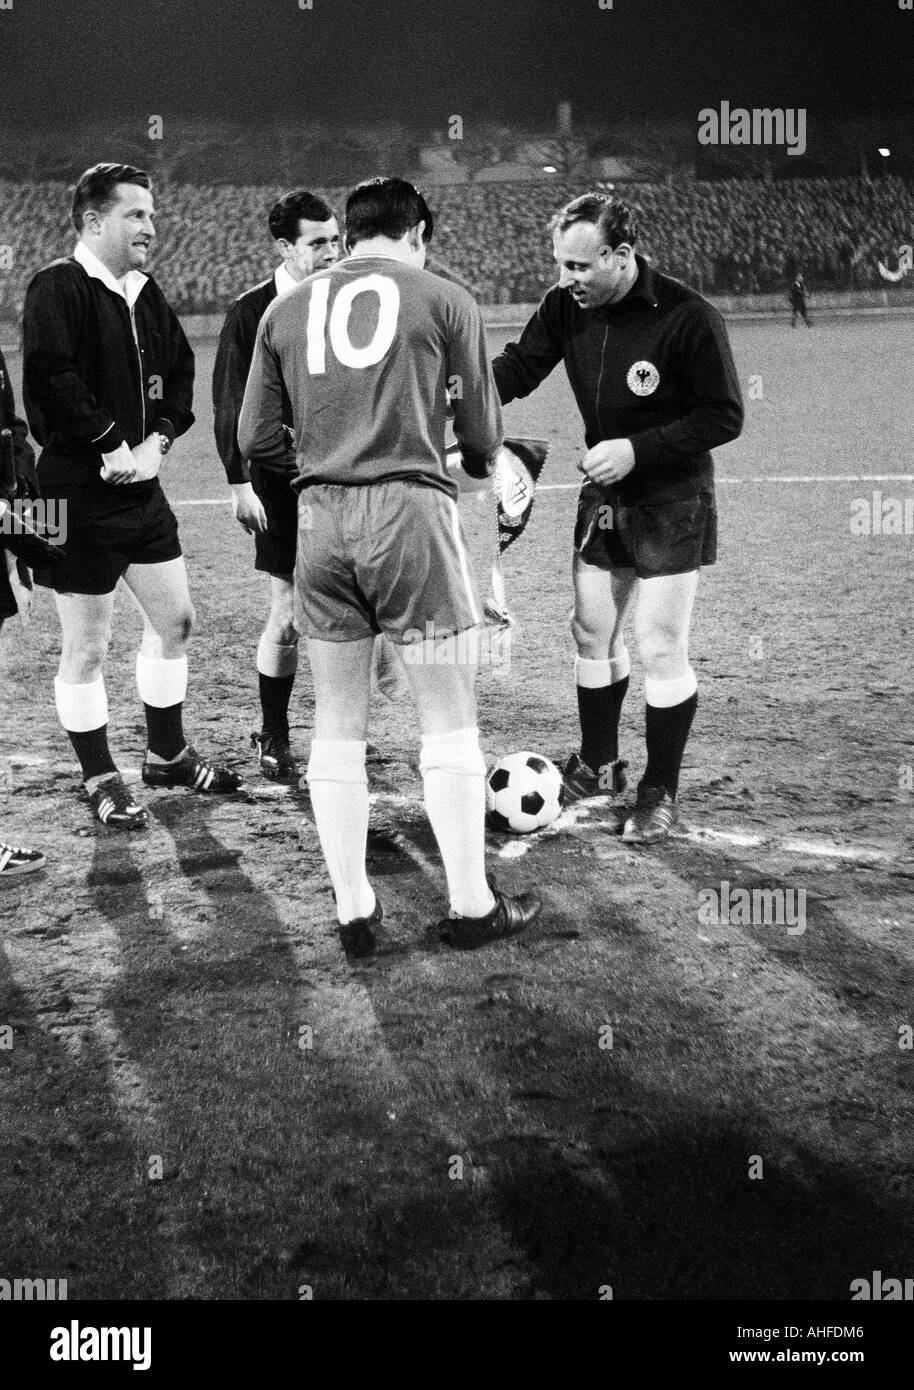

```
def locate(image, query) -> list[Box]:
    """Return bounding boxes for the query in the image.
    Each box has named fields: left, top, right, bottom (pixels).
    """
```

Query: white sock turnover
left=257, top=633, right=299, bottom=679
left=306, top=739, right=375, bottom=925
left=644, top=668, right=698, bottom=709
left=419, top=726, right=495, bottom=919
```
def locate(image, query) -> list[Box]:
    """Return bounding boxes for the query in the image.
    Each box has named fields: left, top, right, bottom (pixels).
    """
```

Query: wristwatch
left=155, top=432, right=172, bottom=456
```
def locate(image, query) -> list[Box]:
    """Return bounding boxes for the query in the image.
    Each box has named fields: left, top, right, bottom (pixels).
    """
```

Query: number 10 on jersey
left=306, top=273, right=401, bottom=374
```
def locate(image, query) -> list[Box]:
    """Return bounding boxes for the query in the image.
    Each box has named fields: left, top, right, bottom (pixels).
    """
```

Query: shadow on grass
left=84, top=801, right=315, bottom=1297
left=0, top=909, right=174, bottom=1297
left=78, top=798, right=492, bottom=1298
left=666, top=842, right=914, bottom=1029
left=354, top=868, right=914, bottom=1300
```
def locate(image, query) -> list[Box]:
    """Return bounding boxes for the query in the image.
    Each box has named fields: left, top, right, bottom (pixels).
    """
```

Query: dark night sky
left=0, top=0, right=910, bottom=128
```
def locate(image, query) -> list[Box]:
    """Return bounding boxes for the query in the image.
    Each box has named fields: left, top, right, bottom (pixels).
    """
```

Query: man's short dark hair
left=345, top=177, right=434, bottom=249
left=268, top=189, right=336, bottom=243
left=550, top=194, right=638, bottom=250
left=70, top=163, right=151, bottom=232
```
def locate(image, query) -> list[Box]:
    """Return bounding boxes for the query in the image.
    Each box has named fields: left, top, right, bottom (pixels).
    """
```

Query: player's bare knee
left=140, top=626, right=164, bottom=660
left=270, top=616, right=298, bottom=646
left=638, top=627, right=687, bottom=678
left=61, top=633, right=108, bottom=683
left=155, top=608, right=194, bottom=652
left=175, top=607, right=195, bottom=645
left=571, top=614, right=609, bottom=658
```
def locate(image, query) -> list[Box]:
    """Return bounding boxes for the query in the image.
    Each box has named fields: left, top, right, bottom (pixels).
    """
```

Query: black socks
left=643, top=692, right=698, bottom=797
left=578, top=676, right=629, bottom=774
left=259, top=671, right=295, bottom=740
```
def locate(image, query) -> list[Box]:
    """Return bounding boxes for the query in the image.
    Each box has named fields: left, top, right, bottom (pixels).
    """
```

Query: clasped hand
left=99, top=436, right=162, bottom=485
left=578, top=438, right=636, bottom=485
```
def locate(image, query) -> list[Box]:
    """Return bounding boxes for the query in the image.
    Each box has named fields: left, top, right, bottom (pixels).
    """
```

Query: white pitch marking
left=366, top=791, right=900, bottom=868
left=678, top=824, right=896, bottom=864
left=549, top=802, right=607, bottom=831
left=780, top=836, right=894, bottom=864
left=718, top=474, right=914, bottom=485
left=535, top=475, right=914, bottom=493
left=680, top=826, right=764, bottom=849
left=170, top=474, right=914, bottom=508
left=171, top=498, right=230, bottom=506
left=497, top=840, right=530, bottom=859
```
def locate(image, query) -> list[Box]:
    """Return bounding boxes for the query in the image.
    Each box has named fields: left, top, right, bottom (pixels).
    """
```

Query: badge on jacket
left=627, top=361, right=660, bottom=396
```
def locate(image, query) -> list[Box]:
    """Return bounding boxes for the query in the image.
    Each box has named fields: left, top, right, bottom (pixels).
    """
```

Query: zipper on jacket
left=129, top=303, right=146, bottom=439
left=594, top=322, right=609, bottom=430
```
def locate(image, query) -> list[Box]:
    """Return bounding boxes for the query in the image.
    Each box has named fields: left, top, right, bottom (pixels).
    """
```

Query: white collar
left=274, top=263, right=300, bottom=297
left=74, top=241, right=148, bottom=308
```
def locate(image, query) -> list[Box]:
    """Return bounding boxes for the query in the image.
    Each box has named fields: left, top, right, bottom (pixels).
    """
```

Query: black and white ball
left=486, top=752, right=565, bottom=834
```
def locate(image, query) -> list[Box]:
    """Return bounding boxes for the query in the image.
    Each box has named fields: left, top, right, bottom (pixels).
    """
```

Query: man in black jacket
left=493, top=195, right=744, bottom=842
left=788, top=273, right=812, bottom=328
left=23, top=163, right=245, bottom=830
left=0, top=346, right=46, bottom=875
left=213, top=190, right=339, bottom=782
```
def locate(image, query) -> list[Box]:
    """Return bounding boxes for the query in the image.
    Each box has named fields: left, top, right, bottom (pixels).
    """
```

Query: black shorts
left=250, top=462, right=298, bottom=576
left=574, top=484, right=717, bottom=579
left=33, top=463, right=182, bottom=595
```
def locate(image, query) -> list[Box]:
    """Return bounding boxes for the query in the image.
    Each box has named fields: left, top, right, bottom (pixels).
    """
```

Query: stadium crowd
left=1, top=173, right=912, bottom=317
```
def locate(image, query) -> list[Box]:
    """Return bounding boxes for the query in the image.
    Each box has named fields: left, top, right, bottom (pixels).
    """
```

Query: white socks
left=575, top=647, right=632, bottom=689
left=420, top=727, right=495, bottom=920
left=306, top=739, right=375, bottom=925
left=307, top=727, right=497, bottom=925
left=608, top=647, right=632, bottom=685
left=54, top=674, right=108, bottom=732
left=135, top=653, right=188, bottom=708
left=257, top=634, right=299, bottom=679
left=645, top=668, right=698, bottom=709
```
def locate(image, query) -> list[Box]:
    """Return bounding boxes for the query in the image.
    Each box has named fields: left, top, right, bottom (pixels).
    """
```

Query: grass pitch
left=1, top=315, right=912, bottom=1299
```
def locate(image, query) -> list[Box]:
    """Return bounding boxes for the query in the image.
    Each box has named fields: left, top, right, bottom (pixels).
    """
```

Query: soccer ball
left=486, top=752, right=565, bottom=834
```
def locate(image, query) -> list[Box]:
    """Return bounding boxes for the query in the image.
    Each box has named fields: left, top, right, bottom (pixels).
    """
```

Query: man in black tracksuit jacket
left=493, top=194, right=743, bottom=842
left=23, top=162, right=245, bottom=831
left=213, top=189, right=339, bottom=783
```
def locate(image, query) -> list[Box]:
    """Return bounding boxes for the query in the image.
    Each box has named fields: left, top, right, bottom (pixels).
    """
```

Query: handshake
left=99, top=433, right=165, bottom=485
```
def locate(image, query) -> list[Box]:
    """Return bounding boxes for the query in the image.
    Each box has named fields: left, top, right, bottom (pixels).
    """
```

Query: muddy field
left=1, top=317, right=912, bottom=1300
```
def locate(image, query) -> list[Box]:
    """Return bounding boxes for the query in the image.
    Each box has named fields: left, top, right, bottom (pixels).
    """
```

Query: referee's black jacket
left=493, top=255, right=743, bottom=505
left=213, top=276, right=294, bottom=485
left=22, top=257, right=194, bottom=475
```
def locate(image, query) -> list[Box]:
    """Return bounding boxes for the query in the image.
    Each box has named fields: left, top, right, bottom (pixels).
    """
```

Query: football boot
left=622, top=783, right=680, bottom=844
left=437, top=886, right=542, bottom=951
left=142, top=746, right=247, bottom=795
